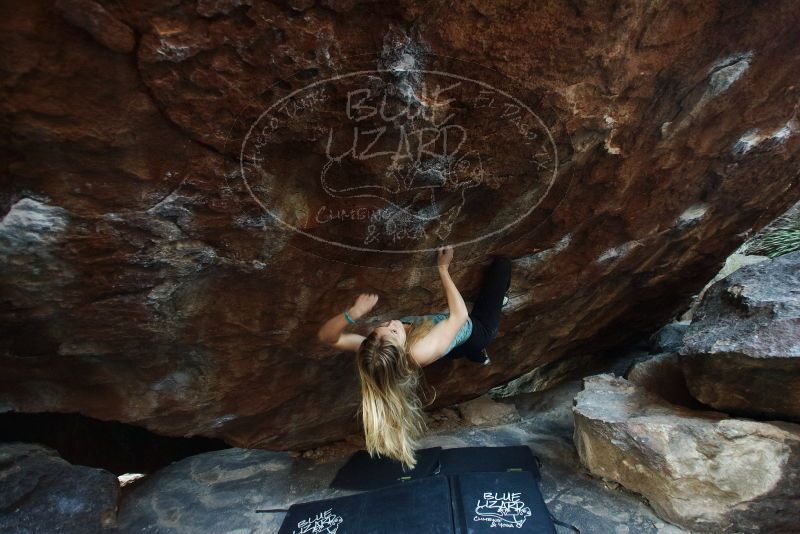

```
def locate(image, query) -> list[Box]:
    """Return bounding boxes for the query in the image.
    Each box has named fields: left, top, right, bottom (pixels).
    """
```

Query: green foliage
left=744, top=203, right=800, bottom=258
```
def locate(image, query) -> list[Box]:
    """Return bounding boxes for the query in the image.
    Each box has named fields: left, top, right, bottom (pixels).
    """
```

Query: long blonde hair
left=356, top=318, right=436, bottom=469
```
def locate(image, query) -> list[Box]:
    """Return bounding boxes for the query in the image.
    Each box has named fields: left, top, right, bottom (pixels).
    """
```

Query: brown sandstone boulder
left=457, top=395, right=519, bottom=426
left=573, top=374, right=800, bottom=533
left=625, top=352, right=706, bottom=410
left=1, top=0, right=799, bottom=449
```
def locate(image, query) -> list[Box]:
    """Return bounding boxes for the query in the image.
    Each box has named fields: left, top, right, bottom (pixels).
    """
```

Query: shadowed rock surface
left=648, top=321, right=689, bottom=354
left=0, top=412, right=228, bottom=475
left=681, top=251, right=800, bottom=421
left=574, top=374, right=800, bottom=533
left=625, top=352, right=706, bottom=410
left=1, top=0, right=800, bottom=450
left=0, top=443, right=120, bottom=533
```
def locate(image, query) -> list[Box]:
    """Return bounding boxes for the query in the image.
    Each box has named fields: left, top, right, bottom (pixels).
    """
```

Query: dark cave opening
left=0, top=411, right=230, bottom=475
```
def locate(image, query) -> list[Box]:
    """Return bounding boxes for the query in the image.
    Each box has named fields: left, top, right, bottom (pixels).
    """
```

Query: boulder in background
left=681, top=251, right=800, bottom=421
left=573, top=374, right=800, bottom=533
left=0, top=443, right=119, bottom=533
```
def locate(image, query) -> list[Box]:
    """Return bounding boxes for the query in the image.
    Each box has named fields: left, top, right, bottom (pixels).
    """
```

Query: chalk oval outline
left=240, top=68, right=559, bottom=253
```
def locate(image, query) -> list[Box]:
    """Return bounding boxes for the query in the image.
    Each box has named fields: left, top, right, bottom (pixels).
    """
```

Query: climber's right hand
left=437, top=245, right=454, bottom=270
left=349, top=293, right=379, bottom=320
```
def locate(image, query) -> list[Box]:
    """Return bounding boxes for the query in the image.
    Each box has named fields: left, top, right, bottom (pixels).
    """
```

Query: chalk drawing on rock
left=240, top=55, right=559, bottom=264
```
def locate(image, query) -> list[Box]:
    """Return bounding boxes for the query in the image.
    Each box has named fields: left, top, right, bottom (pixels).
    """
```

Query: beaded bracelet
left=343, top=310, right=357, bottom=325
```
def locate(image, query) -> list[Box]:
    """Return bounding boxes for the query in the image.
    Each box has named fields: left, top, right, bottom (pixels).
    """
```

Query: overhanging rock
left=1, top=1, right=799, bottom=448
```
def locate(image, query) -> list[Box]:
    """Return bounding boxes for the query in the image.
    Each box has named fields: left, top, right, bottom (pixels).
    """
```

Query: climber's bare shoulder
left=408, top=317, right=465, bottom=367
left=330, top=333, right=365, bottom=352
left=407, top=343, right=439, bottom=368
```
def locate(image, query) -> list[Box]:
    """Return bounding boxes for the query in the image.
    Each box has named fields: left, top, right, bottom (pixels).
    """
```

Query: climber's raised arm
left=317, top=293, right=379, bottom=352
left=436, top=246, right=469, bottom=321
left=409, top=247, right=469, bottom=366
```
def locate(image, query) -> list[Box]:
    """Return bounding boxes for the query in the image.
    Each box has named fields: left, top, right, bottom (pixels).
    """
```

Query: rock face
left=118, top=448, right=320, bottom=534
left=0, top=443, right=120, bottom=533
left=625, top=352, right=705, bottom=410
left=573, top=374, right=800, bottom=533
left=2, top=0, right=800, bottom=450
left=648, top=321, right=689, bottom=354
left=457, top=395, right=519, bottom=426
left=681, top=251, right=800, bottom=421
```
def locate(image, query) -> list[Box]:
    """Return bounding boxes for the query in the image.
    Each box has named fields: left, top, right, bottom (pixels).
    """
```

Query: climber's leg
left=469, top=256, right=512, bottom=341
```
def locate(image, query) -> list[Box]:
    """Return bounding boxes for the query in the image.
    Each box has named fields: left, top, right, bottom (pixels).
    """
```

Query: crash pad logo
left=240, top=58, right=558, bottom=258
left=291, top=508, right=343, bottom=534
left=474, top=491, right=532, bottom=528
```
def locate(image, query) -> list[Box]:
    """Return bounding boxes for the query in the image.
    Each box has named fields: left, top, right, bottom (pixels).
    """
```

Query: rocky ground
left=117, top=369, right=686, bottom=534
left=2, top=348, right=682, bottom=534
left=0, top=443, right=119, bottom=533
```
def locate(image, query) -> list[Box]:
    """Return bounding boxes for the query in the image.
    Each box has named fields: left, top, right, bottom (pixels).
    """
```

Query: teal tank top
left=399, top=313, right=473, bottom=356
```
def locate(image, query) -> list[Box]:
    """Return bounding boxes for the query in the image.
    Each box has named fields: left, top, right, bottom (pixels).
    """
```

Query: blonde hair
left=356, top=319, right=436, bottom=469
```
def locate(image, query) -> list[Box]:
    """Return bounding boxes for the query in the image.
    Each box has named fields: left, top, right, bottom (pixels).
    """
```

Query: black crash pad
left=329, top=446, right=540, bottom=491
left=451, top=471, right=555, bottom=533
left=439, top=446, right=540, bottom=480
left=328, top=446, right=442, bottom=490
left=281, top=470, right=557, bottom=533
left=278, top=475, right=453, bottom=534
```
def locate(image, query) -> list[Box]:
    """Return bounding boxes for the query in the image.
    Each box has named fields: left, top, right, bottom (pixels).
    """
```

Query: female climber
left=317, top=246, right=512, bottom=468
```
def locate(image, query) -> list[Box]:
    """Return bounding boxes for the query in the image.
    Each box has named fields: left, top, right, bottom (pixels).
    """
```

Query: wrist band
left=343, top=310, right=357, bottom=325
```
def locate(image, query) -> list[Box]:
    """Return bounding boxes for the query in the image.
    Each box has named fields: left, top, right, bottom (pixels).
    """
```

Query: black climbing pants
left=446, top=257, right=511, bottom=363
